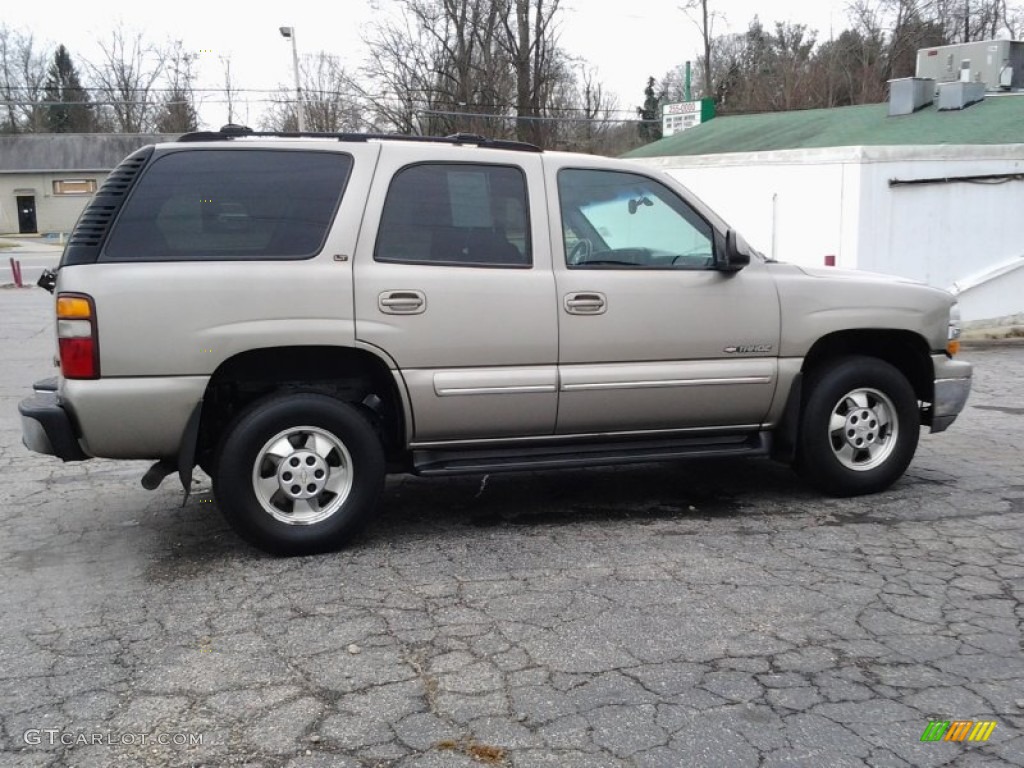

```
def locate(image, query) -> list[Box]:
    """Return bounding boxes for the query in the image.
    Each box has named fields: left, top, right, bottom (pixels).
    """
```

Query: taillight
left=56, top=293, right=99, bottom=379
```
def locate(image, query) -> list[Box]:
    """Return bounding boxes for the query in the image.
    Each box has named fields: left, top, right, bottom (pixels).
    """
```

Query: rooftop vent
left=888, top=77, right=935, bottom=116
left=938, top=81, right=986, bottom=110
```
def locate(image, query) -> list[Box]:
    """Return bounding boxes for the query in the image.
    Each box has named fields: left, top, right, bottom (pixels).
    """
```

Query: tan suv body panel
left=541, top=153, right=782, bottom=433
left=37, top=137, right=967, bottom=464
left=353, top=144, right=559, bottom=441
left=54, top=141, right=382, bottom=457
left=771, top=264, right=953, bottom=356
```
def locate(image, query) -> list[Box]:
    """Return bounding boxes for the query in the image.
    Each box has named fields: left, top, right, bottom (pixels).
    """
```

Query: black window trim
left=98, top=146, right=354, bottom=263
left=373, top=160, right=534, bottom=270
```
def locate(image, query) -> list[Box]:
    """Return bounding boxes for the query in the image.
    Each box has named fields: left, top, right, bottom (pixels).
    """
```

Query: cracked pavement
left=1, top=287, right=1022, bottom=767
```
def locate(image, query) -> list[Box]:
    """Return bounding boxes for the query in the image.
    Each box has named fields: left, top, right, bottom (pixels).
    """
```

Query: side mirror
left=720, top=229, right=751, bottom=272
left=37, top=268, right=57, bottom=294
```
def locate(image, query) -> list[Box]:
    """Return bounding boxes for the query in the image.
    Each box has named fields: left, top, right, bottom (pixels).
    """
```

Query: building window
left=53, top=179, right=98, bottom=196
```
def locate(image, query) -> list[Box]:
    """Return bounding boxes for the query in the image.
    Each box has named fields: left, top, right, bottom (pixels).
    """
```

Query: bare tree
left=360, top=0, right=612, bottom=147
left=923, top=0, right=1018, bottom=40
left=219, top=55, right=240, bottom=127
left=155, top=40, right=197, bottom=133
left=0, top=25, right=16, bottom=131
left=680, top=0, right=720, bottom=100
left=263, top=52, right=364, bottom=132
left=0, top=25, right=49, bottom=132
left=501, top=0, right=565, bottom=143
left=358, top=10, right=441, bottom=134
left=362, top=0, right=517, bottom=136
left=88, top=26, right=164, bottom=132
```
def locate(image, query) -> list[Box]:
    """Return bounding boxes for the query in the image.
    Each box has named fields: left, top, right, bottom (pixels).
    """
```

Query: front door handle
left=379, top=290, right=426, bottom=315
left=564, top=292, right=606, bottom=315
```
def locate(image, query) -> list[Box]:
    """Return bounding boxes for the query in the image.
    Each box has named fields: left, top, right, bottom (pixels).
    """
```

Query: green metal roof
left=624, top=96, right=1024, bottom=158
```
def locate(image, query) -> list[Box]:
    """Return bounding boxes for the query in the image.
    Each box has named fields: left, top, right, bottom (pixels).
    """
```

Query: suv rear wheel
left=797, top=356, right=920, bottom=496
left=213, top=393, right=385, bottom=555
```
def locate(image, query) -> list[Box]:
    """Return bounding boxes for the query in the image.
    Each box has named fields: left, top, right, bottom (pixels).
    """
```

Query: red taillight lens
left=56, top=293, right=99, bottom=379
left=58, top=337, right=97, bottom=378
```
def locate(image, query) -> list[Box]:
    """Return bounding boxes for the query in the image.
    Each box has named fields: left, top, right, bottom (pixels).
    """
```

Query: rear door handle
left=379, top=290, right=426, bottom=315
left=564, top=292, right=606, bottom=315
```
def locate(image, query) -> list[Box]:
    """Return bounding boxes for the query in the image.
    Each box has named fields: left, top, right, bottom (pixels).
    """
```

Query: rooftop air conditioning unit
left=888, top=77, right=935, bottom=116
left=938, top=80, right=986, bottom=110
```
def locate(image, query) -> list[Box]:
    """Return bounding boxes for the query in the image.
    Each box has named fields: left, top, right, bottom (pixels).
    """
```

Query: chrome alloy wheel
left=251, top=426, right=354, bottom=525
left=827, top=388, right=899, bottom=472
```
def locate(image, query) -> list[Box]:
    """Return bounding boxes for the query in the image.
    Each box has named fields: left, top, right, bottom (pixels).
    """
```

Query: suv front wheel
left=213, top=393, right=385, bottom=555
left=797, top=356, right=920, bottom=497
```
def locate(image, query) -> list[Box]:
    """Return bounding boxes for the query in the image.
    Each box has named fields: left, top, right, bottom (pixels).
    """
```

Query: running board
left=413, top=432, right=771, bottom=477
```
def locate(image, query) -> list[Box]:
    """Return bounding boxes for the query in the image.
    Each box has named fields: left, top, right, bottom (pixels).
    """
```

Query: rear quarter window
left=101, top=149, right=351, bottom=261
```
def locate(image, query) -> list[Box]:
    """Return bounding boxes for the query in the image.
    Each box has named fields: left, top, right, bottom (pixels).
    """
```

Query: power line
left=1, top=85, right=647, bottom=115
left=419, top=108, right=658, bottom=125
left=0, top=98, right=653, bottom=118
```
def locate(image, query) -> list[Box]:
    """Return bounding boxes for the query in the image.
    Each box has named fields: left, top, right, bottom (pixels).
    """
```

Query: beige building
left=0, top=134, right=174, bottom=235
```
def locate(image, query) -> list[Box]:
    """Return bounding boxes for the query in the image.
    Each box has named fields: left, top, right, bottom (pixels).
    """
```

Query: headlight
left=947, top=302, right=961, bottom=356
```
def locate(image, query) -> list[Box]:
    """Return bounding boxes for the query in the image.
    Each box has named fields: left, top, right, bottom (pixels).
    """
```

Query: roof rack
left=176, top=126, right=541, bottom=153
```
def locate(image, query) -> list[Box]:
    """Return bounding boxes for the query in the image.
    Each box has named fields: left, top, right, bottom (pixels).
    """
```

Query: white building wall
left=632, top=144, right=1024, bottom=323
left=952, top=255, right=1024, bottom=324
left=856, top=145, right=1024, bottom=292
left=633, top=148, right=865, bottom=269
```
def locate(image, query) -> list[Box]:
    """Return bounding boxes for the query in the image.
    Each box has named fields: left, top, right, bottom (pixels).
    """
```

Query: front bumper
left=929, top=355, right=972, bottom=433
left=19, top=390, right=89, bottom=461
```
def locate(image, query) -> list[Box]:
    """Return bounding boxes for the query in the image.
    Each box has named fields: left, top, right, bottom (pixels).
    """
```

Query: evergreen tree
left=44, top=45, right=94, bottom=132
left=636, top=76, right=662, bottom=142
left=155, top=89, right=198, bottom=133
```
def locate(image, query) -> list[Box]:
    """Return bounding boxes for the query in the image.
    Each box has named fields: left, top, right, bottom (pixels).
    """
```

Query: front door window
left=558, top=169, right=714, bottom=270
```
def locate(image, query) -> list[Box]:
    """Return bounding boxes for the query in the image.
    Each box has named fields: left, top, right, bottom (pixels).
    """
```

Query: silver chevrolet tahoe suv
left=20, top=128, right=972, bottom=555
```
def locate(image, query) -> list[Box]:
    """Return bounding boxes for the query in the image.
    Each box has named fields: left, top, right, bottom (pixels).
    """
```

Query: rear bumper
left=930, top=356, right=972, bottom=433
left=19, top=391, right=89, bottom=461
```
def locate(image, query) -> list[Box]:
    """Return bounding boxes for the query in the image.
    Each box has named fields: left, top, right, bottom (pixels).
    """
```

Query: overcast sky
left=5, top=0, right=857, bottom=129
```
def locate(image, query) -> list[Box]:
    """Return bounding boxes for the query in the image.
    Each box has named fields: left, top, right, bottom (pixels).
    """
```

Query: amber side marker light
left=947, top=302, right=961, bottom=357
left=56, top=292, right=99, bottom=379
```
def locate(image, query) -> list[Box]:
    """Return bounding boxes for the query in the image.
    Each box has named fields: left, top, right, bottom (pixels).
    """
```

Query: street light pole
left=279, top=26, right=306, bottom=132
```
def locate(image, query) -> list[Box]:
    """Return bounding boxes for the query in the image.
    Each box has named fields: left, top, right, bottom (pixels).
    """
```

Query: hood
left=794, top=265, right=927, bottom=286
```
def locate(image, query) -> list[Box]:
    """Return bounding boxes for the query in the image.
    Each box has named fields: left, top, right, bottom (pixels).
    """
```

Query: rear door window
left=102, top=149, right=351, bottom=261
left=374, top=163, right=531, bottom=267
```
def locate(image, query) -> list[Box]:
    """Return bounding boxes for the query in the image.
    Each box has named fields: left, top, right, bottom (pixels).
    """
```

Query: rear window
left=101, top=149, right=351, bottom=261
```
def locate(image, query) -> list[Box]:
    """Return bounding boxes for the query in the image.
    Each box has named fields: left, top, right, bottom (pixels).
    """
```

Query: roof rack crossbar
left=176, top=129, right=541, bottom=152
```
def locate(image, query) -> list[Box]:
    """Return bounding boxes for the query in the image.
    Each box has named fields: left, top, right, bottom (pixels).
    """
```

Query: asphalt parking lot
left=1, top=286, right=1022, bottom=768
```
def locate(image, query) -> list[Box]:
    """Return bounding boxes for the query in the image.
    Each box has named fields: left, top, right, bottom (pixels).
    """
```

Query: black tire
left=796, top=355, right=920, bottom=497
left=213, top=393, right=385, bottom=556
